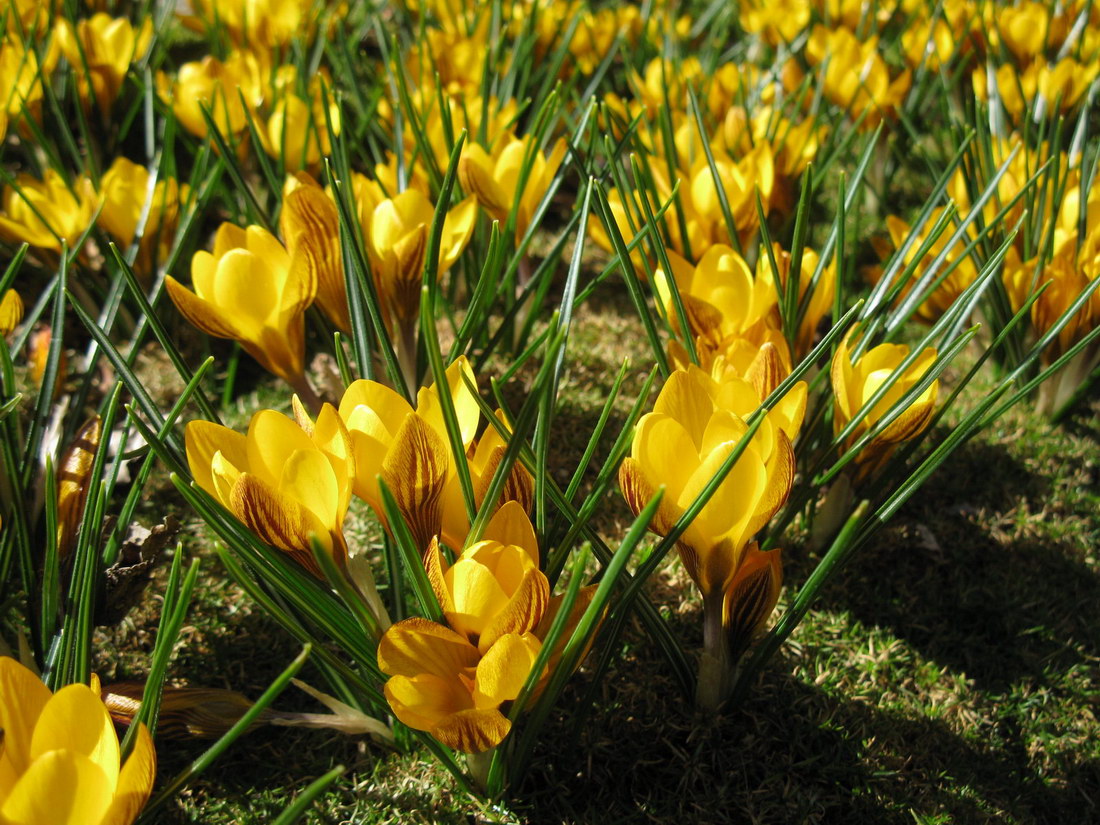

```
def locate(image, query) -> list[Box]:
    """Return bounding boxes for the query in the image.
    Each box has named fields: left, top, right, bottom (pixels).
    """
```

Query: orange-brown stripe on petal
left=478, top=567, right=550, bottom=653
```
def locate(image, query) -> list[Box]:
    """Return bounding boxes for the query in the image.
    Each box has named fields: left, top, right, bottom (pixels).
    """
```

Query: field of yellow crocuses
left=0, top=0, right=1097, bottom=822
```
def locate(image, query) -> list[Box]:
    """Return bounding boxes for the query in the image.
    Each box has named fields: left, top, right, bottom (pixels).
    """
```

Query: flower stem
left=696, top=590, right=731, bottom=712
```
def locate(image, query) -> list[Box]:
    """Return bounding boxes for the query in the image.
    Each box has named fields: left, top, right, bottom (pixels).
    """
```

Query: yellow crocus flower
left=156, top=51, right=263, bottom=143
left=0, top=35, right=59, bottom=135
left=619, top=366, right=794, bottom=602
left=439, top=409, right=534, bottom=550
left=378, top=618, right=543, bottom=753
left=165, top=223, right=317, bottom=392
left=378, top=502, right=594, bottom=753
left=281, top=174, right=348, bottom=331
left=338, top=357, right=480, bottom=553
left=181, top=0, right=317, bottom=48
left=688, top=142, right=774, bottom=245
left=619, top=366, right=794, bottom=708
left=99, top=157, right=190, bottom=274
left=806, top=26, right=911, bottom=128
left=830, top=333, right=939, bottom=477
left=0, top=656, right=156, bottom=825
left=754, top=243, right=837, bottom=359
left=459, top=132, right=567, bottom=239
left=426, top=500, right=549, bottom=653
left=185, top=402, right=355, bottom=575
left=367, top=189, right=477, bottom=323
left=258, top=84, right=341, bottom=172
left=868, top=207, right=976, bottom=326
left=0, top=169, right=99, bottom=253
left=55, top=14, right=153, bottom=112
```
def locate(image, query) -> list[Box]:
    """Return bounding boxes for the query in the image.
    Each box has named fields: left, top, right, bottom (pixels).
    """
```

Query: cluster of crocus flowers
left=378, top=502, right=585, bottom=756
left=830, top=333, right=939, bottom=481
left=179, top=0, right=320, bottom=49
left=1002, top=231, right=1100, bottom=415
left=0, top=657, right=156, bottom=825
left=55, top=14, right=153, bottom=114
left=166, top=222, right=318, bottom=400
left=619, top=365, right=794, bottom=709
left=802, top=26, right=911, bottom=129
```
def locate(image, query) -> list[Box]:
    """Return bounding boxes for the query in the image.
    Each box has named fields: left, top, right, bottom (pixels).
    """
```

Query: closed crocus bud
left=0, top=170, right=99, bottom=253
left=459, top=133, right=567, bottom=239
left=165, top=223, right=317, bottom=390
left=723, top=543, right=782, bottom=660
left=338, top=357, right=480, bottom=553
left=0, top=656, right=156, bottom=825
left=368, top=189, right=477, bottom=322
left=377, top=618, right=543, bottom=753
left=439, top=409, right=534, bottom=550
left=830, top=333, right=939, bottom=478
left=688, top=142, right=774, bottom=243
left=426, top=502, right=549, bottom=654
left=257, top=73, right=340, bottom=171
left=56, top=416, right=102, bottom=561
left=99, top=157, right=190, bottom=273
left=185, top=402, right=355, bottom=576
left=55, top=14, right=153, bottom=112
left=0, top=288, right=23, bottom=335
left=281, top=174, right=349, bottom=331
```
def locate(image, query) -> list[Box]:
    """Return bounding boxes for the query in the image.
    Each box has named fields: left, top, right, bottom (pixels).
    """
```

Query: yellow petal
left=415, top=356, right=480, bottom=449
left=1, top=750, right=113, bottom=825
left=0, top=657, right=52, bottom=779
left=381, top=413, right=448, bottom=553
left=383, top=673, right=475, bottom=737
left=279, top=448, right=340, bottom=531
left=377, top=617, right=480, bottom=679
left=481, top=500, right=538, bottom=562
left=165, top=276, right=237, bottom=339
left=245, top=410, right=316, bottom=487
left=472, top=632, right=542, bottom=706
left=431, top=707, right=511, bottom=754
left=100, top=723, right=156, bottom=825
left=30, top=683, right=120, bottom=790
left=185, top=420, right=247, bottom=503
left=478, top=567, right=550, bottom=653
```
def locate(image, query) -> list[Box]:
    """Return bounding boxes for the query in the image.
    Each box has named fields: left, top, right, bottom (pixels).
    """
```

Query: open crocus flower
left=185, top=402, right=355, bottom=576
left=339, top=357, right=480, bottom=553
left=831, top=333, right=939, bottom=479
left=620, top=365, right=794, bottom=601
left=165, top=223, right=317, bottom=395
left=805, top=26, right=911, bottom=129
left=378, top=619, right=543, bottom=753
left=459, top=132, right=567, bottom=239
left=156, top=51, right=261, bottom=144
left=619, top=365, right=794, bottom=708
left=282, top=174, right=348, bottom=331
left=0, top=657, right=156, bottom=825
left=0, top=170, right=99, bottom=253
left=368, top=189, right=477, bottom=324
left=99, top=157, right=190, bottom=274
left=427, top=501, right=549, bottom=654
left=258, top=87, right=341, bottom=172
left=55, top=14, right=153, bottom=113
